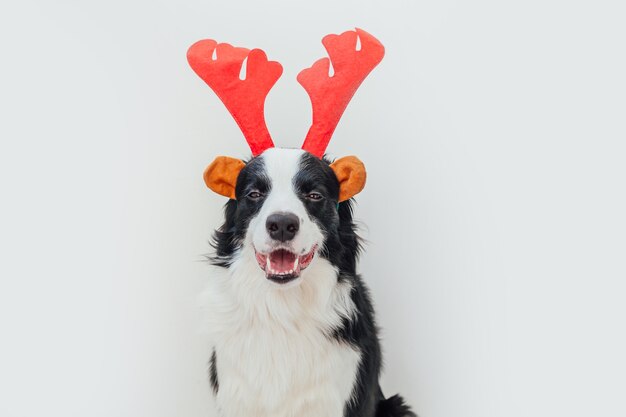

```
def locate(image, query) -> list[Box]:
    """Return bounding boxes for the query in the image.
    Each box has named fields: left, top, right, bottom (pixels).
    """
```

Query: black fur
left=208, top=151, right=415, bottom=417
left=209, top=349, right=219, bottom=394
left=209, top=156, right=269, bottom=267
left=377, top=395, right=417, bottom=417
left=293, top=153, right=363, bottom=276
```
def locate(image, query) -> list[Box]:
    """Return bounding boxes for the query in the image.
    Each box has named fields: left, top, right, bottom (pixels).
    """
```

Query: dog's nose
left=266, top=212, right=300, bottom=242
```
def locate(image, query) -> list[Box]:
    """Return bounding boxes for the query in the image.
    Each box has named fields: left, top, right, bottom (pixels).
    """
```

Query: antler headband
left=188, top=27, right=384, bottom=156
left=187, top=28, right=384, bottom=200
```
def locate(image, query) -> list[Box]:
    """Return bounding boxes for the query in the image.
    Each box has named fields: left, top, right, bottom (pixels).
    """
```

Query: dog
left=200, top=148, right=415, bottom=417
left=188, top=28, right=415, bottom=417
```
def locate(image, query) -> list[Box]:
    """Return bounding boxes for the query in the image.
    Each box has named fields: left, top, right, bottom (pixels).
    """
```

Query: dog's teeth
left=266, top=256, right=271, bottom=273
left=294, top=257, right=299, bottom=271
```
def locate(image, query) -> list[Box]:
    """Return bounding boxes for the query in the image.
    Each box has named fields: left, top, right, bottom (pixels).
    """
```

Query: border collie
left=201, top=148, right=416, bottom=417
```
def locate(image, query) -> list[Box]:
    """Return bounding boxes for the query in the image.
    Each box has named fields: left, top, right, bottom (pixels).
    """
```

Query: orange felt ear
left=330, top=156, right=367, bottom=202
left=203, top=156, right=245, bottom=199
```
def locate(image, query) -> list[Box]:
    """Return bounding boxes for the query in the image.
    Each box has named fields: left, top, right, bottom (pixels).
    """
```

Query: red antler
left=187, top=40, right=282, bottom=156
left=298, top=28, right=385, bottom=157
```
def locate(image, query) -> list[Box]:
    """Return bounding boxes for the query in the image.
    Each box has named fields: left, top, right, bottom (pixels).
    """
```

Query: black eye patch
left=227, top=157, right=272, bottom=237
left=294, top=153, right=339, bottom=200
left=235, top=157, right=271, bottom=200
left=294, top=153, right=340, bottom=231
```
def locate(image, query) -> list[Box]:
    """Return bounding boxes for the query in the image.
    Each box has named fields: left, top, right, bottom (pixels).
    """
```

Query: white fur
left=200, top=148, right=361, bottom=417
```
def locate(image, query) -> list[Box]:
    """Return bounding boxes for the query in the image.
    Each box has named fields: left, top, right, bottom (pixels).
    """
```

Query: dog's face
left=236, top=148, right=337, bottom=285
left=205, top=148, right=366, bottom=287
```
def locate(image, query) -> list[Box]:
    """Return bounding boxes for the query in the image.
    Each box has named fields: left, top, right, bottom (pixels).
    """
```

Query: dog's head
left=187, top=29, right=384, bottom=285
left=206, top=148, right=365, bottom=285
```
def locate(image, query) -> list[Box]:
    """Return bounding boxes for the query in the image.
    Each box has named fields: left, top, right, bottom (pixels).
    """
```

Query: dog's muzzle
left=254, top=245, right=317, bottom=284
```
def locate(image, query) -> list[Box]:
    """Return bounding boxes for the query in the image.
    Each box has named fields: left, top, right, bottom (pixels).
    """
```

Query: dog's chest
left=214, top=319, right=360, bottom=417
left=205, top=266, right=360, bottom=417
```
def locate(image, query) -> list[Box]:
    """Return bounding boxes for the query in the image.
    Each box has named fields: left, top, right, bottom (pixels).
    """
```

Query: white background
left=1, top=1, right=625, bottom=416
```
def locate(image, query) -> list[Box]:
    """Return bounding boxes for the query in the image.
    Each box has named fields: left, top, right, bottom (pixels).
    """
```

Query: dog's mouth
left=254, top=245, right=317, bottom=284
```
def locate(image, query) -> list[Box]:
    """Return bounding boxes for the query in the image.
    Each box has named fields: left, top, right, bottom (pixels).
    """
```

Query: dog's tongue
left=268, top=249, right=298, bottom=274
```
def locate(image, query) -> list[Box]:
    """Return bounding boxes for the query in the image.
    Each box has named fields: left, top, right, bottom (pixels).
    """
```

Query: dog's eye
left=247, top=191, right=263, bottom=200
left=306, top=192, right=323, bottom=201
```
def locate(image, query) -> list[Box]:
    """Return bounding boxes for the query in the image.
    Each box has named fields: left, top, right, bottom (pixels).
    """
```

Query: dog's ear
left=330, top=156, right=367, bottom=202
left=203, top=156, right=245, bottom=199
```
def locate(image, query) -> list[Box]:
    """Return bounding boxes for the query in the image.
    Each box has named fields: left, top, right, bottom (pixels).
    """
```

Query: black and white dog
left=201, top=148, right=415, bottom=417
